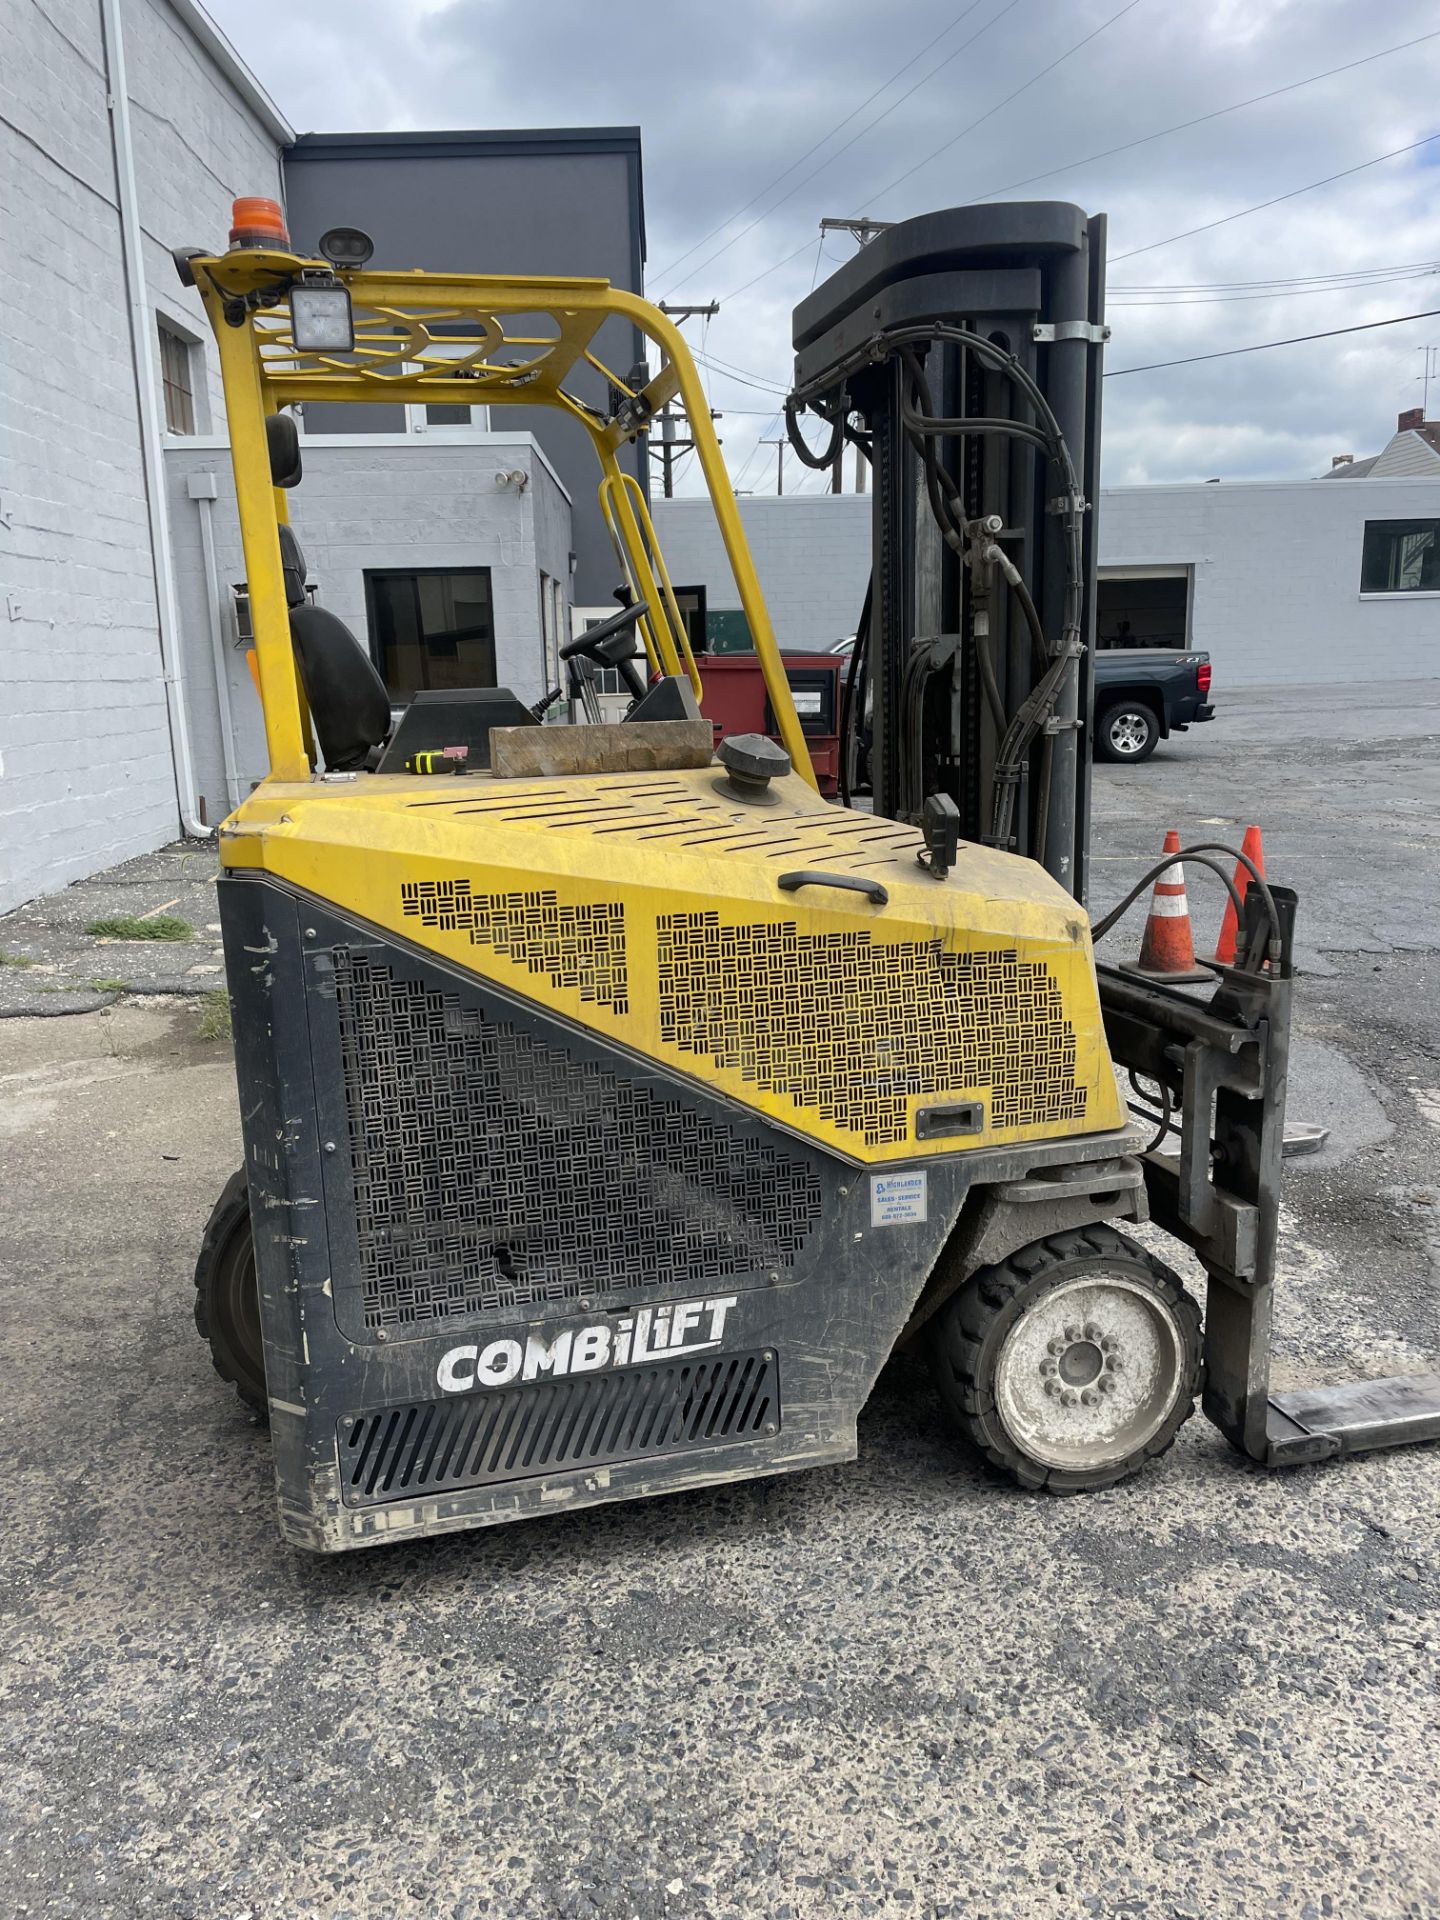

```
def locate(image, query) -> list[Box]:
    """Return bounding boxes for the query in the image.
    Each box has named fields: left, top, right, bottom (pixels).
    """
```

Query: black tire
left=928, top=1225, right=1202, bottom=1492
left=193, top=1167, right=266, bottom=1418
left=1095, top=699, right=1160, bottom=764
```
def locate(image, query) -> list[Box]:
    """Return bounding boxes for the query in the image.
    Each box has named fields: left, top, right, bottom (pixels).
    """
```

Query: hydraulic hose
left=1089, top=841, right=1282, bottom=970
left=838, top=577, right=872, bottom=809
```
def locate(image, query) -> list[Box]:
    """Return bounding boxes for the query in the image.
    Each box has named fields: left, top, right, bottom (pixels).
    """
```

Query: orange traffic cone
left=1214, top=824, right=1265, bottom=966
left=1132, top=830, right=1212, bottom=982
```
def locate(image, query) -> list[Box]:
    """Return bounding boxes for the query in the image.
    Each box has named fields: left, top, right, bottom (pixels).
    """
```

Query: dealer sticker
left=869, top=1169, right=928, bottom=1227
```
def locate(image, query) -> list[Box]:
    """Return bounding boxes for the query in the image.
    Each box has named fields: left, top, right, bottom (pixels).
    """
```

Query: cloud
left=208, top=0, right=1440, bottom=490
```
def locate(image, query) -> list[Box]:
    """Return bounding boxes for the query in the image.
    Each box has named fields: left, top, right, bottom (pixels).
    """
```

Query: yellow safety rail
left=190, top=246, right=815, bottom=788
left=597, top=469, right=703, bottom=699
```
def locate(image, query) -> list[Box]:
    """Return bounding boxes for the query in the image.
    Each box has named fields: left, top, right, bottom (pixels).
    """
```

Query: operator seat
left=277, top=524, right=393, bottom=771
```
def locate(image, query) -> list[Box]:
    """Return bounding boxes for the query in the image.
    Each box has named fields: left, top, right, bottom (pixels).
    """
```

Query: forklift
left=188, top=196, right=1440, bottom=1552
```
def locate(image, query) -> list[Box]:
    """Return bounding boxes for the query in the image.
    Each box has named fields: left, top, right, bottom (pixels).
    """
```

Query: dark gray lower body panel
left=217, top=871, right=1128, bottom=1550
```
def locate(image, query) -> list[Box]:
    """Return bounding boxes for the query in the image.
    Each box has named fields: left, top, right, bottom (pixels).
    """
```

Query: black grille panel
left=332, top=951, right=824, bottom=1334
left=338, top=1351, right=780, bottom=1506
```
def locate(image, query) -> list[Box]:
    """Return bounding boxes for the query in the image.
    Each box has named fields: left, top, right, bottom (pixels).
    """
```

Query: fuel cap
left=717, top=733, right=791, bottom=798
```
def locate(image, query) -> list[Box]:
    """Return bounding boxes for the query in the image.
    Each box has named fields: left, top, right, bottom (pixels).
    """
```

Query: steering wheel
left=560, top=600, right=651, bottom=703
left=558, top=599, right=650, bottom=664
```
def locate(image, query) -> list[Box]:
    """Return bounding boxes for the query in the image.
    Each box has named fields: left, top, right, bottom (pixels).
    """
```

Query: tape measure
left=405, top=745, right=470, bottom=775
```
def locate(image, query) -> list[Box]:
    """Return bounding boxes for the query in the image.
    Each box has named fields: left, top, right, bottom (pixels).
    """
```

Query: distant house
left=1321, top=408, right=1440, bottom=481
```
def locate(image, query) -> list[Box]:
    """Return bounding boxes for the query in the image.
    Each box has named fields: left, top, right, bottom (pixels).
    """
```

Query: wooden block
left=489, top=720, right=716, bottom=779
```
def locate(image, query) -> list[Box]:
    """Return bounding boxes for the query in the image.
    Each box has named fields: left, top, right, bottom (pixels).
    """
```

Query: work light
left=289, top=280, right=354, bottom=353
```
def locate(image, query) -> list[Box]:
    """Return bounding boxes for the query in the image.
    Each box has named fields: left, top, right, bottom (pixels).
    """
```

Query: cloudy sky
left=210, top=0, right=1440, bottom=493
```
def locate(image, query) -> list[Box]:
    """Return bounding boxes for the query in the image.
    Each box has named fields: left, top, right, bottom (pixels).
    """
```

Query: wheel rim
left=1107, top=710, right=1150, bottom=756
left=993, top=1273, right=1185, bottom=1471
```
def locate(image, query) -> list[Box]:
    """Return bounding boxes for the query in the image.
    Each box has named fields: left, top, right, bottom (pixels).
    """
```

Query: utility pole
left=761, top=435, right=786, bottom=495
left=817, top=222, right=885, bottom=499
left=819, top=216, right=894, bottom=249
left=1419, top=344, right=1439, bottom=418
left=647, top=301, right=721, bottom=497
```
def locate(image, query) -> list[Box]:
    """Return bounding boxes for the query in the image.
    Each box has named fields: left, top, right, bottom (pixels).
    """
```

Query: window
left=539, top=573, right=562, bottom=693
left=671, top=585, right=707, bottom=656
left=1361, top=519, right=1440, bottom=593
left=299, top=331, right=489, bottom=438
left=158, top=321, right=196, bottom=434
left=364, top=568, right=496, bottom=701
left=1096, top=569, right=1191, bottom=648
left=406, top=337, right=489, bottom=435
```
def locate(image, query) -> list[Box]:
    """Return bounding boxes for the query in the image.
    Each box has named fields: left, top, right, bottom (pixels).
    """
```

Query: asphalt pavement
left=2, top=682, right=1438, bottom=1920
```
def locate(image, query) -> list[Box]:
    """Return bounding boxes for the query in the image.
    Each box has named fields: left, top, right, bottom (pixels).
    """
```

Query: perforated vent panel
left=656, top=915, right=1086, bottom=1146
left=403, top=776, right=924, bottom=870
left=333, top=951, right=823, bottom=1333
left=338, top=1352, right=780, bottom=1506
left=400, top=881, right=627, bottom=1012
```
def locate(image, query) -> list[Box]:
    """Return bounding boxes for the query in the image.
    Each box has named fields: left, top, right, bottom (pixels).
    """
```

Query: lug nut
left=1061, top=1390, right=1078, bottom=1408
left=1109, top=1357, right=1124, bottom=1374
left=1040, top=1359, right=1057, bottom=1377
left=1100, top=1336, right=1117, bottom=1353
left=1047, top=1338, right=1064, bottom=1355
left=1098, top=1378, right=1114, bottom=1394
left=1043, top=1381, right=1058, bottom=1398
left=1064, top=1325, right=1081, bottom=1343
left=1083, top=1323, right=1101, bottom=1342
left=1081, top=1390, right=1098, bottom=1407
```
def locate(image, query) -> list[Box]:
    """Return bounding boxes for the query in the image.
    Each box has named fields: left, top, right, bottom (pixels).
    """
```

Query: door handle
left=777, top=870, right=889, bottom=907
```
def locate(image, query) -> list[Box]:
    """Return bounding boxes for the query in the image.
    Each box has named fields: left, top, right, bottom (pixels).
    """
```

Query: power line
left=858, top=0, right=1146, bottom=211
left=691, top=349, right=790, bottom=396
left=721, top=235, right=821, bottom=304
left=649, top=0, right=992, bottom=286
left=719, top=0, right=1137, bottom=302
left=1112, top=267, right=1440, bottom=307
left=1113, top=131, right=1440, bottom=261
left=1115, top=257, right=1440, bottom=292
left=963, top=28, right=1440, bottom=208
left=1105, top=304, right=1440, bottom=377
left=729, top=413, right=780, bottom=492
left=657, top=0, right=1024, bottom=295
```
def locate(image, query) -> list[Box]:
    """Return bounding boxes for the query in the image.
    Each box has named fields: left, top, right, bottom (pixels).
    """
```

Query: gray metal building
left=282, top=128, right=646, bottom=604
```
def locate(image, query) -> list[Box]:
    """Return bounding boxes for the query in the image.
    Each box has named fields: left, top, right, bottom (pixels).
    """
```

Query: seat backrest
left=276, top=524, right=308, bottom=609
left=289, top=603, right=393, bottom=771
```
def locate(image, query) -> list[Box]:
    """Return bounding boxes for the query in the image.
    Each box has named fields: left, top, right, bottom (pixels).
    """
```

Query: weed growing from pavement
left=90, top=978, right=129, bottom=994
left=0, top=949, right=35, bottom=967
left=196, top=991, right=233, bottom=1042
left=85, top=914, right=193, bottom=942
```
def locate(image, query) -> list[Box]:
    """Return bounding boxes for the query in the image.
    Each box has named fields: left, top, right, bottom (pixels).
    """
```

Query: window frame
left=403, top=339, right=491, bottom=438
left=362, top=564, right=498, bottom=701
left=158, top=318, right=197, bottom=435
left=1359, top=518, right=1440, bottom=595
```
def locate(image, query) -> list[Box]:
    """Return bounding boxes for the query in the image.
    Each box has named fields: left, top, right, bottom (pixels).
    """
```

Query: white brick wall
left=0, top=0, right=283, bottom=913
left=655, top=478, right=1440, bottom=688
left=1100, top=476, right=1440, bottom=687
left=164, top=438, right=573, bottom=806
left=651, top=496, right=871, bottom=653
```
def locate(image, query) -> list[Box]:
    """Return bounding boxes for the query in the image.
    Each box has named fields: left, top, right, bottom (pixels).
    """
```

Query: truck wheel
left=193, top=1167, right=266, bottom=1418
left=1096, top=700, right=1159, bottom=763
left=928, top=1226, right=1201, bottom=1491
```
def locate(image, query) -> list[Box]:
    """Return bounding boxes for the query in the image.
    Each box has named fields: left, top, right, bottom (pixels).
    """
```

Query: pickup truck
left=1092, top=648, right=1214, bottom=763
left=826, top=638, right=1214, bottom=779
